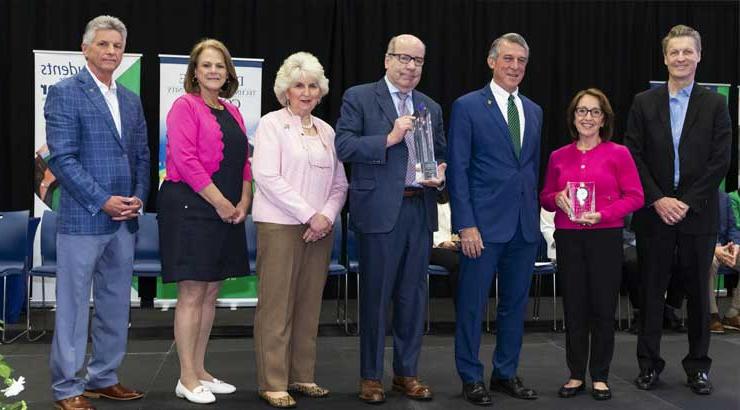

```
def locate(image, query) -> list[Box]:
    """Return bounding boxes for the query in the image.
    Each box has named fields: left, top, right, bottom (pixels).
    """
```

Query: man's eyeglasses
left=387, top=53, right=425, bottom=66
left=575, top=107, right=604, bottom=118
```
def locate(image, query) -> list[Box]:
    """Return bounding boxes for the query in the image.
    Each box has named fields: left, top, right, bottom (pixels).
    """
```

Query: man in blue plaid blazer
left=45, top=15, right=149, bottom=410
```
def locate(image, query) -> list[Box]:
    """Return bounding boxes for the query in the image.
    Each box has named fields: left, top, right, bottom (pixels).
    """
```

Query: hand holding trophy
left=413, top=104, right=438, bottom=182
left=566, top=181, right=596, bottom=225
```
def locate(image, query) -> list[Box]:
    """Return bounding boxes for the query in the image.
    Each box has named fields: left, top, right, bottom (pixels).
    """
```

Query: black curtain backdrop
left=1, top=0, right=738, bottom=212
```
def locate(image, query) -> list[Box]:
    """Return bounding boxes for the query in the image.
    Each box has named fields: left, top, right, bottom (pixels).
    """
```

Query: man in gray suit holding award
left=45, top=15, right=149, bottom=410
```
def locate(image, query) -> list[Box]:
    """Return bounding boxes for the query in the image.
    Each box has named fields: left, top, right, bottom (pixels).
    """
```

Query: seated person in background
left=621, top=216, right=641, bottom=334
left=708, top=189, right=740, bottom=333
left=540, top=209, right=556, bottom=261
left=430, top=191, right=460, bottom=306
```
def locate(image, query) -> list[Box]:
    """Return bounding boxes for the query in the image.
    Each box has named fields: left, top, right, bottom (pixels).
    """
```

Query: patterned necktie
left=507, top=94, right=521, bottom=158
left=398, top=92, right=417, bottom=185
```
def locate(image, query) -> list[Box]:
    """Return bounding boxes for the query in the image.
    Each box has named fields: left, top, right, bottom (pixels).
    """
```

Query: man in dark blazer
left=625, top=24, right=731, bottom=395
left=335, top=34, right=446, bottom=404
left=45, top=15, right=149, bottom=410
left=448, top=33, right=542, bottom=406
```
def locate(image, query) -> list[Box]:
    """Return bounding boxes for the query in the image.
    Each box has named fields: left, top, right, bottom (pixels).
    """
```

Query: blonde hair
left=662, top=24, right=702, bottom=55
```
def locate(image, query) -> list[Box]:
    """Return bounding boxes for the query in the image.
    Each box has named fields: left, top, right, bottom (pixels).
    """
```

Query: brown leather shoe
left=392, top=376, right=433, bottom=400
left=54, top=395, right=96, bottom=410
left=83, top=383, right=144, bottom=401
left=359, top=379, right=385, bottom=404
left=722, top=314, right=740, bottom=330
left=710, top=315, right=725, bottom=334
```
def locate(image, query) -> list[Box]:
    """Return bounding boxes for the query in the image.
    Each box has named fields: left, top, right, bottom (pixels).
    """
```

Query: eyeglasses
left=575, top=107, right=604, bottom=118
left=387, top=53, right=425, bottom=66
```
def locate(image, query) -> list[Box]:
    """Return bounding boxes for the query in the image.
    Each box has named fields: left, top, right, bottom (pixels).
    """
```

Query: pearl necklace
left=287, top=107, right=313, bottom=129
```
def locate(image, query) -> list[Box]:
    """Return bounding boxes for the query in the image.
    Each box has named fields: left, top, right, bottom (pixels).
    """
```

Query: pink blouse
left=251, top=108, right=348, bottom=225
left=165, top=93, right=252, bottom=192
left=540, top=141, right=644, bottom=230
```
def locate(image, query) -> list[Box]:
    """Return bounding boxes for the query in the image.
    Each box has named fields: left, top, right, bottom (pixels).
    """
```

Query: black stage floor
left=4, top=297, right=740, bottom=409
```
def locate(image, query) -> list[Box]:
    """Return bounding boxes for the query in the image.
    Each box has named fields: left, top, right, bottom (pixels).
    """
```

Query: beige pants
left=708, top=255, right=740, bottom=316
left=253, top=222, right=333, bottom=391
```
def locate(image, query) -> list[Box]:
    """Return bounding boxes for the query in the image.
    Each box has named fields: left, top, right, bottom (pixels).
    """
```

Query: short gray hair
left=82, top=15, right=127, bottom=45
left=273, top=52, right=330, bottom=107
left=662, top=24, right=702, bottom=55
left=488, top=33, right=529, bottom=59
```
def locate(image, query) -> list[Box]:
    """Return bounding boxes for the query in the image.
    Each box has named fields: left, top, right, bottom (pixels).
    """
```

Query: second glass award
left=567, top=181, right=595, bottom=220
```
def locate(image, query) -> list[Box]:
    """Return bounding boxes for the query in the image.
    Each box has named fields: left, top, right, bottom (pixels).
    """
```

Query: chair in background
left=0, top=210, right=32, bottom=343
left=425, top=264, right=450, bottom=333
left=133, top=213, right=162, bottom=279
left=346, top=222, right=360, bottom=336
left=28, top=210, right=58, bottom=341
left=245, top=215, right=257, bottom=275
left=492, top=233, right=559, bottom=332
left=530, top=234, right=558, bottom=331
left=327, top=218, right=350, bottom=334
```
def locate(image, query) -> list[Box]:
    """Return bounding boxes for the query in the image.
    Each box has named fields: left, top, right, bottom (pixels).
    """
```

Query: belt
left=403, top=188, right=424, bottom=198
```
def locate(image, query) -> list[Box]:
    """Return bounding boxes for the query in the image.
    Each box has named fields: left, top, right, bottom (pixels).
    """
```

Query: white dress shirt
left=489, top=80, right=525, bottom=146
left=88, top=64, right=122, bottom=138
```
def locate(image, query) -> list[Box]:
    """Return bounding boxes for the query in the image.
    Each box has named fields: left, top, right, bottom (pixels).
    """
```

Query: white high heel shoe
left=175, top=380, right=216, bottom=404
left=200, top=378, right=236, bottom=394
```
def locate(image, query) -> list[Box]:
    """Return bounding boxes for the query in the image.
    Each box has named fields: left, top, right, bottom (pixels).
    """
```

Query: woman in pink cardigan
left=158, top=39, right=251, bottom=404
left=540, top=88, right=643, bottom=401
left=251, top=52, right=348, bottom=408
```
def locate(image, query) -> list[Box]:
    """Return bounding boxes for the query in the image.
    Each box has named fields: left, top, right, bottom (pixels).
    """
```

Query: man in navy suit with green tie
left=448, top=33, right=543, bottom=406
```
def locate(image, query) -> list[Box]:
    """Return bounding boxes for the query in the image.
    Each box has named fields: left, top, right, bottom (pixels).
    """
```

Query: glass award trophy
left=413, top=105, right=438, bottom=181
left=566, top=181, right=595, bottom=220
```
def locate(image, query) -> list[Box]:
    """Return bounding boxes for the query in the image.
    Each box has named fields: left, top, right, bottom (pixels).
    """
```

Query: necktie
left=398, top=92, right=417, bottom=185
left=508, top=94, right=521, bottom=158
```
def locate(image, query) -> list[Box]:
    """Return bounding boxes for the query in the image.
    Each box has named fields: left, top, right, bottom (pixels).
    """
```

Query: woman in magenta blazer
left=158, top=39, right=251, bottom=404
left=540, top=88, right=643, bottom=401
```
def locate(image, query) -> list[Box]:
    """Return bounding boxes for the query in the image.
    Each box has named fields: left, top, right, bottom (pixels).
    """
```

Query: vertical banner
left=158, top=54, right=263, bottom=306
left=31, top=51, right=142, bottom=304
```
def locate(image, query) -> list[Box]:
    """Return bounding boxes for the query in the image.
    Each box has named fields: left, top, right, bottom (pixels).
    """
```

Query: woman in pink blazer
left=541, top=88, right=643, bottom=401
left=158, top=39, right=251, bottom=404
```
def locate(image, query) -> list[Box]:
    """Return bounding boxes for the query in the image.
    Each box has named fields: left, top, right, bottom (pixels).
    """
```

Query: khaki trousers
left=708, top=255, right=740, bottom=315
left=253, top=222, right=333, bottom=391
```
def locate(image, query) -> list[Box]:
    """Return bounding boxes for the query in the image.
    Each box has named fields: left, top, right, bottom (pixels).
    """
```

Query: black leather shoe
left=634, top=369, right=659, bottom=390
left=490, top=376, right=538, bottom=400
left=686, top=372, right=712, bottom=395
left=557, top=382, right=584, bottom=398
left=591, top=384, right=612, bottom=400
left=462, top=382, right=492, bottom=406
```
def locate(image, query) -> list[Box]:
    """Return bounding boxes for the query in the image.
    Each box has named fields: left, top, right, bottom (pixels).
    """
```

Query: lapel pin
left=487, top=99, right=492, bottom=105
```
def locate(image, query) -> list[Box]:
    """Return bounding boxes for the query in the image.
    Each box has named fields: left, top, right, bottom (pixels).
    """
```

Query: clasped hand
left=303, top=213, right=332, bottom=243
left=103, top=196, right=142, bottom=221
left=654, top=197, right=689, bottom=225
left=716, top=242, right=739, bottom=267
left=215, top=199, right=248, bottom=225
